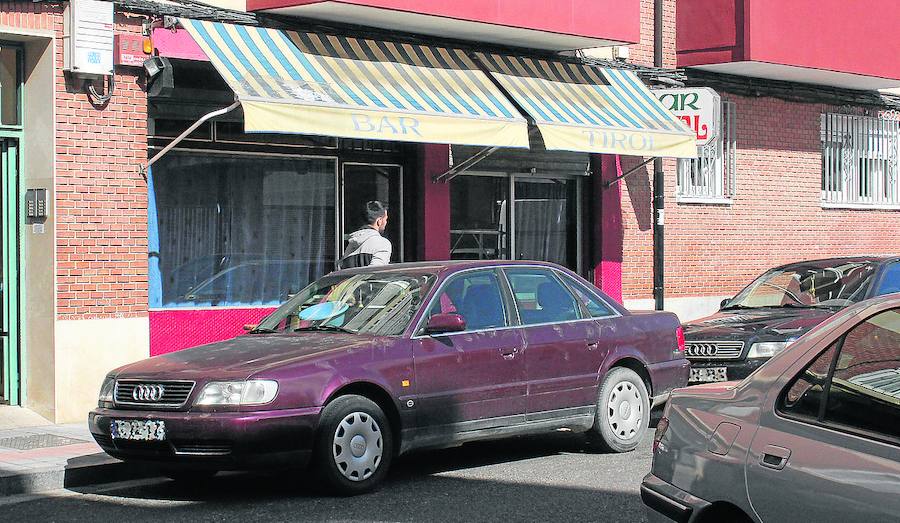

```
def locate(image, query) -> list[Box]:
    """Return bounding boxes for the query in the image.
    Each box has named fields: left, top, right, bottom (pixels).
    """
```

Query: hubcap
left=606, top=381, right=643, bottom=440
left=332, top=412, right=383, bottom=482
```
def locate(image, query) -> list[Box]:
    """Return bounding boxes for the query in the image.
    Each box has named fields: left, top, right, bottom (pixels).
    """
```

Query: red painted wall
left=247, top=0, right=641, bottom=44
left=150, top=308, right=276, bottom=356
left=677, top=0, right=900, bottom=81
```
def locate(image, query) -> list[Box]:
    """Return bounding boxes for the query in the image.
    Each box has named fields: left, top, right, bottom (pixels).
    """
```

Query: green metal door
left=1, top=138, right=19, bottom=405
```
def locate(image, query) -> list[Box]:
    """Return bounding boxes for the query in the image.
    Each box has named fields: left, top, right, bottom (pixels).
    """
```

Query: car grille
left=115, top=380, right=195, bottom=409
left=172, top=441, right=233, bottom=456
left=685, top=341, right=744, bottom=360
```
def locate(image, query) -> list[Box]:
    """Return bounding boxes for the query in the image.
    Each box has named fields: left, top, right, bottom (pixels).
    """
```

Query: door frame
left=0, top=41, right=23, bottom=405
left=451, top=171, right=584, bottom=274
left=339, top=162, right=405, bottom=262
left=1, top=138, right=21, bottom=405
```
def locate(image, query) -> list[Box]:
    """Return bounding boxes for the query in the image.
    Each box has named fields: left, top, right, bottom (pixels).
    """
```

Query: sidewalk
left=0, top=406, right=155, bottom=497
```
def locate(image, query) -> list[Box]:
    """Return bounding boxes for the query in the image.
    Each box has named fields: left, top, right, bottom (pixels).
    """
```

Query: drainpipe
left=653, top=0, right=665, bottom=311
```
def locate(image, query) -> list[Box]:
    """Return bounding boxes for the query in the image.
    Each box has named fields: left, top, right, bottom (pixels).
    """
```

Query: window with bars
left=821, top=113, right=900, bottom=208
left=676, top=101, right=736, bottom=203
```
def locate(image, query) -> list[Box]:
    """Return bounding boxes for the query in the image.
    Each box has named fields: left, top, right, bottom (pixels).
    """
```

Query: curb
left=0, top=455, right=159, bottom=498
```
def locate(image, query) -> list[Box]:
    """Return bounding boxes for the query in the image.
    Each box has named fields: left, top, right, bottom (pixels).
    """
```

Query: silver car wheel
left=332, top=411, right=383, bottom=482
left=606, top=380, right=643, bottom=440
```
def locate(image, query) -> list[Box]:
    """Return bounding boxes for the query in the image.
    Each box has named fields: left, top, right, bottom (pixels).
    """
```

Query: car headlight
left=98, top=376, right=115, bottom=407
left=195, top=380, right=278, bottom=406
left=747, top=341, right=793, bottom=359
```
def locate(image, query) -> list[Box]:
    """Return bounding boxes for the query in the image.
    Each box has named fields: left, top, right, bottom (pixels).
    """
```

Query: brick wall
left=617, top=0, right=678, bottom=300
left=620, top=93, right=900, bottom=301
left=661, top=95, right=899, bottom=299
left=619, top=0, right=899, bottom=301
left=3, top=2, right=149, bottom=319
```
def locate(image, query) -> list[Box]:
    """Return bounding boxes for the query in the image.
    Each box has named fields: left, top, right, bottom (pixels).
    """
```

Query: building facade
left=0, top=0, right=898, bottom=422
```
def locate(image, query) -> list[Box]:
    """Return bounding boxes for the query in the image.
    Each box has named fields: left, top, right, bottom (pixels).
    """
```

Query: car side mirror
left=424, top=313, right=466, bottom=335
left=720, top=299, right=730, bottom=309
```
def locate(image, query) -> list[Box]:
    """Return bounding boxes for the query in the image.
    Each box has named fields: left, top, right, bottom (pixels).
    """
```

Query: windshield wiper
left=295, top=325, right=357, bottom=334
left=248, top=327, right=276, bottom=334
left=721, top=304, right=755, bottom=311
left=765, top=303, right=816, bottom=309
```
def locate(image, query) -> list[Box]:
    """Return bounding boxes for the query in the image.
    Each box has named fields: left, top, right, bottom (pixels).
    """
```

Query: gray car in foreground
left=642, top=294, right=900, bottom=522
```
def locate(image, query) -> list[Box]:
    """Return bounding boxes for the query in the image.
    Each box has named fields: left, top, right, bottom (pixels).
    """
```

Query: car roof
left=332, top=259, right=571, bottom=277
left=771, top=256, right=899, bottom=271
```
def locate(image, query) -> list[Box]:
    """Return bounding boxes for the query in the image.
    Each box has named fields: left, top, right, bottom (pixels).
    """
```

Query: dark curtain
left=152, top=152, right=336, bottom=307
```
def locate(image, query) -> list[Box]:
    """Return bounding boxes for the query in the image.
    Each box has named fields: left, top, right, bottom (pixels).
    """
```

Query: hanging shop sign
left=653, top=87, right=721, bottom=146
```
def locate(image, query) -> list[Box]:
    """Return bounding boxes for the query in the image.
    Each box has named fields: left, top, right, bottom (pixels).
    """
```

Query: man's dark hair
left=364, top=200, right=388, bottom=225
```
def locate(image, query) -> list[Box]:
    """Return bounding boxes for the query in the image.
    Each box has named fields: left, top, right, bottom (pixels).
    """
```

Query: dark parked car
left=642, top=294, right=900, bottom=522
left=90, top=261, right=688, bottom=493
left=684, top=256, right=899, bottom=385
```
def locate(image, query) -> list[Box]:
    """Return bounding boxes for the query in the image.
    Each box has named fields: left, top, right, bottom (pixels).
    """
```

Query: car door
left=503, top=267, right=602, bottom=418
left=412, top=269, right=526, bottom=433
left=745, top=307, right=900, bottom=522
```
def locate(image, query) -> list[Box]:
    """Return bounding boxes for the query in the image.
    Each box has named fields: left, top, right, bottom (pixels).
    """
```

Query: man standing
left=338, top=201, right=392, bottom=268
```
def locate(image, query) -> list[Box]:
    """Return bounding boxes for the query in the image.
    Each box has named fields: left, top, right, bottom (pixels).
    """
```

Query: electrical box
left=26, top=188, right=48, bottom=219
left=115, top=34, right=149, bottom=67
left=63, top=0, right=115, bottom=76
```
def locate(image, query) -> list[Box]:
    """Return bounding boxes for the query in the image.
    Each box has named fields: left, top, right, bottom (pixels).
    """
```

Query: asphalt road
left=1, top=431, right=654, bottom=522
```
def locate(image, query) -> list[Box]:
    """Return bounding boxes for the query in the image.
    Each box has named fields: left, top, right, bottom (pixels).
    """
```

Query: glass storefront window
left=0, top=46, right=21, bottom=127
left=149, top=152, right=337, bottom=307
left=514, top=178, right=576, bottom=269
left=450, top=175, right=579, bottom=270
left=450, top=176, right=510, bottom=260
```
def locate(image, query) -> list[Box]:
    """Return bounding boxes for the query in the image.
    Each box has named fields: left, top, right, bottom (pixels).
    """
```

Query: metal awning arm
left=603, top=157, right=656, bottom=189
left=140, top=101, right=241, bottom=177
left=432, top=146, right=499, bottom=183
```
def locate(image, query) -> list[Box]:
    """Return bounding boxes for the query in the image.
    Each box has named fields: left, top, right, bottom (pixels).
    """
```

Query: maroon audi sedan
left=90, top=261, right=688, bottom=494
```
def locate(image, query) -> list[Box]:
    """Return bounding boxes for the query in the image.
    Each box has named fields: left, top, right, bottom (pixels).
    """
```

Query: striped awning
left=179, top=20, right=530, bottom=148
left=477, top=53, right=697, bottom=157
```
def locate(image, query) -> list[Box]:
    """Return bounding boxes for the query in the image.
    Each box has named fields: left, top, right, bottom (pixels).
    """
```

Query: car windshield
left=725, top=262, right=877, bottom=309
left=255, top=271, right=437, bottom=336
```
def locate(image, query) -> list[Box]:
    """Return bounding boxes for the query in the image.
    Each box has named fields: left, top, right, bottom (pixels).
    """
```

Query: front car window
left=256, top=272, right=436, bottom=336
left=779, top=308, right=900, bottom=444
left=424, top=270, right=508, bottom=332
left=505, top=268, right=581, bottom=325
left=726, top=261, right=877, bottom=309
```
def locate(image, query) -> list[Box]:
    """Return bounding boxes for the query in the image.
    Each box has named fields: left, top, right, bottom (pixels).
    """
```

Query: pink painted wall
left=150, top=308, right=276, bottom=356
left=418, top=144, right=451, bottom=261
left=246, top=0, right=641, bottom=44
left=152, top=27, right=208, bottom=61
left=677, top=0, right=900, bottom=81
left=591, top=154, right=624, bottom=303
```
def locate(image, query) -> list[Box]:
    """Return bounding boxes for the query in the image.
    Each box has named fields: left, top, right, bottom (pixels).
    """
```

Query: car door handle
left=586, top=342, right=599, bottom=351
left=499, top=347, right=519, bottom=360
left=760, top=445, right=791, bottom=470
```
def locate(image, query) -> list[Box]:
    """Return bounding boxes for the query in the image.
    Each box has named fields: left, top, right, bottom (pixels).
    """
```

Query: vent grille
left=173, top=441, right=233, bottom=456
left=115, top=380, right=195, bottom=408
left=685, top=341, right=744, bottom=360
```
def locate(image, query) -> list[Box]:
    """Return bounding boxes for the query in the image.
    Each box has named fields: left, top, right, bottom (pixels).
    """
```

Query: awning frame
left=432, top=146, right=499, bottom=183
left=140, top=101, right=240, bottom=177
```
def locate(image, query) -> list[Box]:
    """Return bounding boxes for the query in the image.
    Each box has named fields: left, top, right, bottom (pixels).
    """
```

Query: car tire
left=313, top=394, right=393, bottom=495
left=588, top=367, right=650, bottom=453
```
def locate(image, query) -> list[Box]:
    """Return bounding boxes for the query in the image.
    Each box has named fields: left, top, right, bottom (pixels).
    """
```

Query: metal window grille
left=677, top=101, right=736, bottom=202
left=821, top=113, right=900, bottom=208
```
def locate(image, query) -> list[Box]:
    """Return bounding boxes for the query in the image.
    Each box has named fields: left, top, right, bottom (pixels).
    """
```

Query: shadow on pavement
left=16, top=431, right=655, bottom=522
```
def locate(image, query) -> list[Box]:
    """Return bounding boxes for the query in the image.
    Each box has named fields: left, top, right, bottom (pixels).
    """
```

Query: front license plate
left=689, top=367, right=727, bottom=383
left=110, top=420, right=167, bottom=442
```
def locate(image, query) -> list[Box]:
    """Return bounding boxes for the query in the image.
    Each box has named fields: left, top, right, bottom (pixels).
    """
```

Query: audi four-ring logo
left=132, top=384, right=165, bottom=402
left=686, top=344, right=718, bottom=357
